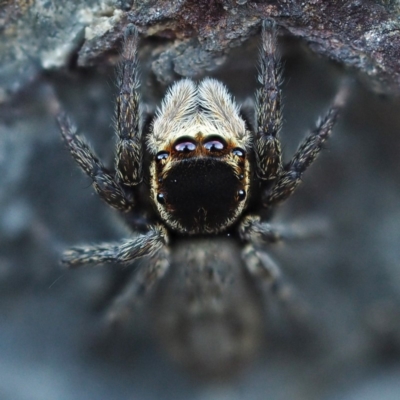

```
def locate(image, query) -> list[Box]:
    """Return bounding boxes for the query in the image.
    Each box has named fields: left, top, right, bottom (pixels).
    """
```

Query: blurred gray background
left=1, top=31, right=400, bottom=400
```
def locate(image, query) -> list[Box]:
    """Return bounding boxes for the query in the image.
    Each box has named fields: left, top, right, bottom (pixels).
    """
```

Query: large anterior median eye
left=203, top=136, right=226, bottom=152
left=174, top=137, right=197, bottom=153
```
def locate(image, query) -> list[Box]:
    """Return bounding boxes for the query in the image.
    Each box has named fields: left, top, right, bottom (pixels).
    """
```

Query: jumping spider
left=57, top=21, right=347, bottom=376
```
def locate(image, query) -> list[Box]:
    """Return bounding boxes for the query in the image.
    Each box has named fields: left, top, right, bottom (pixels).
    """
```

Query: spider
left=57, top=21, right=347, bottom=377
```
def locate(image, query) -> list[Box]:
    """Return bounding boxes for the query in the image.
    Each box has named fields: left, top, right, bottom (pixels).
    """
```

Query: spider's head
left=148, top=79, right=251, bottom=235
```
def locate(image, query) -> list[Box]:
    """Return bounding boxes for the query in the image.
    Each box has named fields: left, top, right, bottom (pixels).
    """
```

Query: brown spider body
left=150, top=128, right=251, bottom=234
left=57, top=20, right=347, bottom=377
left=146, top=77, right=252, bottom=234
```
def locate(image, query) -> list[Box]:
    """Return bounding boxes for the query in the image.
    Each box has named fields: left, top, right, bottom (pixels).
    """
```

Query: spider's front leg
left=57, top=26, right=144, bottom=212
left=114, top=24, right=143, bottom=186
left=254, top=19, right=283, bottom=181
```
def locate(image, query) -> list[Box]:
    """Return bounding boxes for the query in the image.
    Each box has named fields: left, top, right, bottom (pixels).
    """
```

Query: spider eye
left=232, top=148, right=245, bottom=158
left=174, top=138, right=197, bottom=153
left=238, top=189, right=246, bottom=201
left=156, top=151, right=169, bottom=161
left=157, top=193, right=166, bottom=204
left=204, top=136, right=226, bottom=152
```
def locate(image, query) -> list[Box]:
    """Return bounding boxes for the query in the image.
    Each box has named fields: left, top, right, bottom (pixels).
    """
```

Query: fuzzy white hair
left=147, top=78, right=250, bottom=153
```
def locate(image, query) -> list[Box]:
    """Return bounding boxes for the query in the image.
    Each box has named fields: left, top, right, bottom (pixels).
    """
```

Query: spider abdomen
left=153, top=238, right=264, bottom=378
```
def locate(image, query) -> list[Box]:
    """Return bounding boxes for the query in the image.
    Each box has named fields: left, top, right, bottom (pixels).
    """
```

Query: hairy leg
left=254, top=19, right=283, bottom=181
left=239, top=215, right=329, bottom=244
left=263, top=84, right=349, bottom=208
left=242, top=243, right=288, bottom=298
left=58, top=113, right=133, bottom=212
left=106, top=247, right=170, bottom=324
left=240, top=215, right=321, bottom=314
left=114, top=24, right=143, bottom=186
left=240, top=215, right=288, bottom=244
left=61, top=225, right=168, bottom=268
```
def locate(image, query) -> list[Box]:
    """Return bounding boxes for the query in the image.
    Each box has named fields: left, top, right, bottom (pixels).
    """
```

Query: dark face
left=151, top=134, right=250, bottom=234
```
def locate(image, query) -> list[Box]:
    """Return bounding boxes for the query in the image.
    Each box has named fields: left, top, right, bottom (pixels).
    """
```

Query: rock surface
left=1, top=0, right=400, bottom=99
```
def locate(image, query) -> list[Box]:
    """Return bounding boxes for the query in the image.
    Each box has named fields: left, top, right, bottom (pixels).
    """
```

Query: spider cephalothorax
left=148, top=79, right=251, bottom=234
left=57, top=20, right=347, bottom=376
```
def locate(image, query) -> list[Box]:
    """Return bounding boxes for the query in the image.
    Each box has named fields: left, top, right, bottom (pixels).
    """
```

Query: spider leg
left=254, top=19, right=283, bottom=180
left=57, top=113, right=133, bottom=212
left=263, top=84, right=349, bottom=208
left=240, top=215, right=289, bottom=297
left=114, top=24, right=143, bottom=186
left=242, top=243, right=289, bottom=300
left=61, top=225, right=168, bottom=268
left=243, top=243, right=318, bottom=344
left=106, top=247, right=170, bottom=324
left=239, top=215, right=329, bottom=244
left=240, top=216, right=312, bottom=315
left=242, top=242, right=311, bottom=323
left=240, top=215, right=287, bottom=244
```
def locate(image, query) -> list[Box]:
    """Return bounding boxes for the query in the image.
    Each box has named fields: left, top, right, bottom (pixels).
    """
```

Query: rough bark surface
left=1, top=0, right=400, bottom=99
